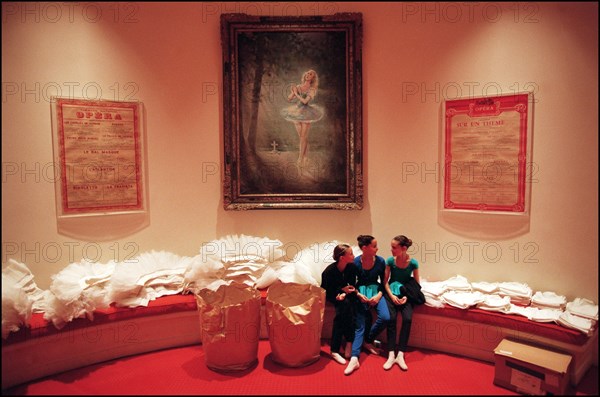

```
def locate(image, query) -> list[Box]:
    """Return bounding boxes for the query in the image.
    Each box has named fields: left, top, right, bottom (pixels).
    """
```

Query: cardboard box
left=494, top=339, right=572, bottom=395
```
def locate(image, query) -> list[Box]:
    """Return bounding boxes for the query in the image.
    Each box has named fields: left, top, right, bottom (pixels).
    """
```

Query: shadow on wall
left=438, top=210, right=530, bottom=240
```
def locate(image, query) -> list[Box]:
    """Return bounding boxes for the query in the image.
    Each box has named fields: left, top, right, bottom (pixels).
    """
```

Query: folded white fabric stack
left=557, top=311, right=596, bottom=335
left=441, top=290, right=485, bottom=309
left=507, top=304, right=563, bottom=322
left=471, top=281, right=499, bottom=294
left=566, top=298, right=599, bottom=322
left=193, top=234, right=286, bottom=290
left=507, top=304, right=539, bottom=320
left=419, top=279, right=448, bottom=308
left=530, top=307, right=563, bottom=323
left=221, top=254, right=269, bottom=287
left=109, top=250, right=191, bottom=307
left=531, top=291, right=567, bottom=310
left=554, top=298, right=598, bottom=335
left=444, top=275, right=472, bottom=292
left=498, top=281, right=532, bottom=305
left=476, top=294, right=511, bottom=313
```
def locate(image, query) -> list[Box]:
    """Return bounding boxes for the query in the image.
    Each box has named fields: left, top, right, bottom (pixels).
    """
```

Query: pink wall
left=2, top=2, right=598, bottom=300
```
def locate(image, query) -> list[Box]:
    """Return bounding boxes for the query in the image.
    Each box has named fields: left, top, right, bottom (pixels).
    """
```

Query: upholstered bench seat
left=320, top=302, right=597, bottom=386
left=2, top=294, right=202, bottom=389
left=406, top=305, right=596, bottom=386
left=3, top=294, right=199, bottom=346
left=413, top=305, right=589, bottom=346
left=2, top=293, right=597, bottom=390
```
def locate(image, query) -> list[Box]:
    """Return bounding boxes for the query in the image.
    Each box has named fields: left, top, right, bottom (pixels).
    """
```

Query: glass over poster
left=441, top=92, right=534, bottom=214
left=50, top=97, right=147, bottom=218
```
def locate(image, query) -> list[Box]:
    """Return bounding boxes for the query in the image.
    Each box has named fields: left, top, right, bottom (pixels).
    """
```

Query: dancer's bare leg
left=299, top=123, right=311, bottom=166
left=295, top=122, right=304, bottom=165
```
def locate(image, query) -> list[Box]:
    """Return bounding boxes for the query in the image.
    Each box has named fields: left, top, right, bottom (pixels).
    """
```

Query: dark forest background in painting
left=237, top=31, right=348, bottom=195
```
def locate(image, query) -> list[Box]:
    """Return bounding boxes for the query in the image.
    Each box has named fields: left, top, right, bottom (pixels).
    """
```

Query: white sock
left=344, top=356, right=360, bottom=375
left=396, top=351, right=408, bottom=370
left=383, top=351, right=396, bottom=370
left=331, top=352, right=347, bottom=365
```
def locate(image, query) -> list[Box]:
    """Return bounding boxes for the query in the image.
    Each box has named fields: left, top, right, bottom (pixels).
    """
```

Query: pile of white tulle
left=3, top=235, right=597, bottom=338
left=2, top=235, right=350, bottom=338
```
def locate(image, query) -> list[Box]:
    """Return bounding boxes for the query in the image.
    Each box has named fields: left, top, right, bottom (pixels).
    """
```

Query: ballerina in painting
left=281, top=69, right=324, bottom=167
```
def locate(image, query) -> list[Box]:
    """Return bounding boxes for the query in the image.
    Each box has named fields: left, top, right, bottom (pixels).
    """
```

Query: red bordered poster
left=442, top=93, right=533, bottom=213
left=51, top=98, right=147, bottom=216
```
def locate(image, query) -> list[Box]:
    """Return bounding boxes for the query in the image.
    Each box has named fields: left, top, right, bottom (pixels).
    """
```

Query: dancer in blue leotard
left=344, top=235, right=391, bottom=375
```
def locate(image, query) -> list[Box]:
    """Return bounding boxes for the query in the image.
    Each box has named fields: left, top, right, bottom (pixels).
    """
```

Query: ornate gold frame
left=221, top=13, right=363, bottom=210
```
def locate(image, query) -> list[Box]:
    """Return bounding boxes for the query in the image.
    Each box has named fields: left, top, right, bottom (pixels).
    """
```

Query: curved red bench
left=2, top=293, right=597, bottom=390
left=321, top=303, right=597, bottom=386
left=408, top=305, right=596, bottom=386
left=2, top=294, right=201, bottom=390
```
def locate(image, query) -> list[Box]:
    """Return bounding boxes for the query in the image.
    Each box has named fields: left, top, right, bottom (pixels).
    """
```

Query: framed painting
left=221, top=13, right=363, bottom=210
left=441, top=92, right=534, bottom=214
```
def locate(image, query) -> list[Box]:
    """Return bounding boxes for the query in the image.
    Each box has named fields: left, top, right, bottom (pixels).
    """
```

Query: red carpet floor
left=5, top=341, right=598, bottom=395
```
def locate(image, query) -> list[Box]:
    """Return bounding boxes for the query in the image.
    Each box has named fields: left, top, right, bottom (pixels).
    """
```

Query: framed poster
left=221, top=13, right=363, bottom=210
left=442, top=92, right=534, bottom=214
left=50, top=97, right=148, bottom=218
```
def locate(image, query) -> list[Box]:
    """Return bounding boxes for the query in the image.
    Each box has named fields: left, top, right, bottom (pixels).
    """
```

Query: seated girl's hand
left=342, top=285, right=355, bottom=294
left=336, top=293, right=346, bottom=301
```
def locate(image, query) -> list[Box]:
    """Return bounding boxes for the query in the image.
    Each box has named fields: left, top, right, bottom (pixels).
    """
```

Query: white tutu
left=2, top=259, right=43, bottom=337
left=200, top=234, right=285, bottom=263
left=292, top=240, right=341, bottom=285
left=273, top=260, right=319, bottom=286
left=183, top=255, right=225, bottom=293
left=109, top=250, right=190, bottom=307
left=2, top=277, right=33, bottom=338
left=44, top=259, right=116, bottom=328
left=42, top=290, right=84, bottom=329
left=194, top=234, right=285, bottom=289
